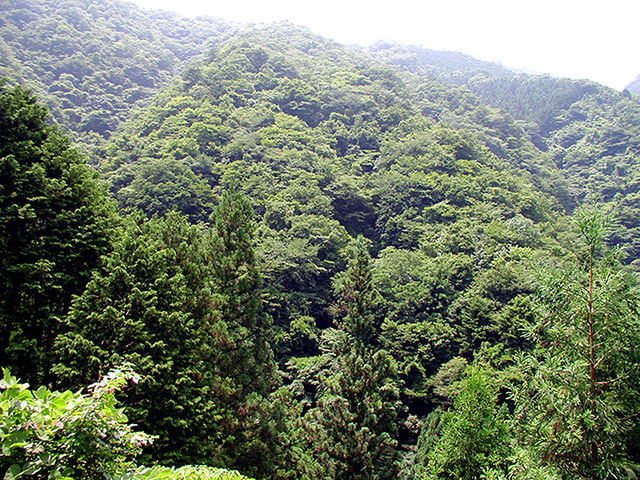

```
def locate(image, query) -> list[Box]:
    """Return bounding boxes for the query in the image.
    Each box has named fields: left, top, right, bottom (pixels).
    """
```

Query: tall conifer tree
left=54, top=188, right=281, bottom=476
left=54, top=213, right=224, bottom=464
left=0, top=83, right=116, bottom=384
left=309, top=238, right=400, bottom=480
left=415, top=366, right=511, bottom=479
left=512, top=205, right=640, bottom=479
left=206, top=185, right=280, bottom=477
left=209, top=185, right=277, bottom=396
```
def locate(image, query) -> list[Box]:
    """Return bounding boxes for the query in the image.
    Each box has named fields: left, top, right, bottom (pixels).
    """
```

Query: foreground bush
left=0, top=364, right=149, bottom=479
left=0, top=365, right=252, bottom=480
left=126, top=465, right=250, bottom=479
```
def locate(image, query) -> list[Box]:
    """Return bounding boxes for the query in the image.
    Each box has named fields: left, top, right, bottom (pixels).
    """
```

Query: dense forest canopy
left=0, top=0, right=236, bottom=152
left=2, top=0, right=640, bottom=479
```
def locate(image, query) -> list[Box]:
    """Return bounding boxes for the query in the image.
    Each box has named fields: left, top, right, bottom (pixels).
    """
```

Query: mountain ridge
left=627, top=73, right=640, bottom=93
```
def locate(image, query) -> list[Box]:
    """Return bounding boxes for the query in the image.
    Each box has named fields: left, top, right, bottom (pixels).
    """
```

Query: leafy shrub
left=0, top=365, right=253, bottom=480
left=125, top=465, right=251, bottom=480
left=0, top=364, right=151, bottom=479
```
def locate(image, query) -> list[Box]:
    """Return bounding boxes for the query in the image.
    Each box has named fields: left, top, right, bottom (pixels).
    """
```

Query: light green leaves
left=0, top=365, right=151, bottom=479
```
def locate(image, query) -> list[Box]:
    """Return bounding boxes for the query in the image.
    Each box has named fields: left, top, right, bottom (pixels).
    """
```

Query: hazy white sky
left=127, top=0, right=638, bottom=90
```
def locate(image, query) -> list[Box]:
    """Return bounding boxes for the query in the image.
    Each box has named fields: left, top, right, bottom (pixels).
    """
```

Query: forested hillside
left=375, top=43, right=640, bottom=267
left=2, top=1, right=640, bottom=479
left=0, top=0, right=235, bottom=151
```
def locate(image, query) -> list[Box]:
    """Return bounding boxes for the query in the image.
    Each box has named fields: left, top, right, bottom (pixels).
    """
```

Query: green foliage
left=54, top=190, right=280, bottom=478
left=0, top=364, right=151, bottom=479
left=209, top=186, right=278, bottom=396
left=306, top=242, right=401, bottom=479
left=126, top=465, right=251, bottom=480
left=332, top=238, right=378, bottom=343
left=53, top=213, right=223, bottom=464
left=375, top=42, right=640, bottom=263
left=416, top=366, right=511, bottom=480
left=310, top=348, right=399, bottom=480
left=512, top=205, right=640, bottom=479
left=5, top=4, right=640, bottom=477
left=114, top=157, right=215, bottom=222
left=464, top=75, right=640, bottom=262
left=0, top=365, right=254, bottom=480
left=0, top=0, right=235, bottom=151
left=96, top=25, right=565, bottom=386
left=0, top=82, right=117, bottom=384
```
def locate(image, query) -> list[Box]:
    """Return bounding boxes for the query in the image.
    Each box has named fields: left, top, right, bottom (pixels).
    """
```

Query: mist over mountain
left=628, top=73, right=640, bottom=93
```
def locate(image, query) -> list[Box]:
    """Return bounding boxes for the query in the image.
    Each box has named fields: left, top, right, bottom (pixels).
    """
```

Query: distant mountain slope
left=628, top=73, right=640, bottom=93
left=97, top=23, right=570, bottom=375
left=0, top=0, right=236, bottom=150
left=374, top=43, right=640, bottom=265
left=368, top=42, right=515, bottom=85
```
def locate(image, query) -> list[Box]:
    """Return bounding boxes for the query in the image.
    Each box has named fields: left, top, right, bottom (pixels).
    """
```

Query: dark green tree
left=0, top=83, right=116, bottom=384
left=53, top=213, right=223, bottom=465
left=308, top=238, right=400, bottom=480
left=334, top=237, right=377, bottom=345
left=54, top=188, right=281, bottom=477
left=206, top=186, right=281, bottom=478
left=210, top=185, right=277, bottom=396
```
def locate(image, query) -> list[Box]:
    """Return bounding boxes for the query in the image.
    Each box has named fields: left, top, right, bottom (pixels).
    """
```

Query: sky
left=127, top=0, right=639, bottom=90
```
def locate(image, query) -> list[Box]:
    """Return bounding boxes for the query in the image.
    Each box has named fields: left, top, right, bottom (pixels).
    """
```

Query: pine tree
left=512, top=205, right=640, bottom=479
left=0, top=82, right=116, bottom=384
left=309, top=238, right=400, bottom=480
